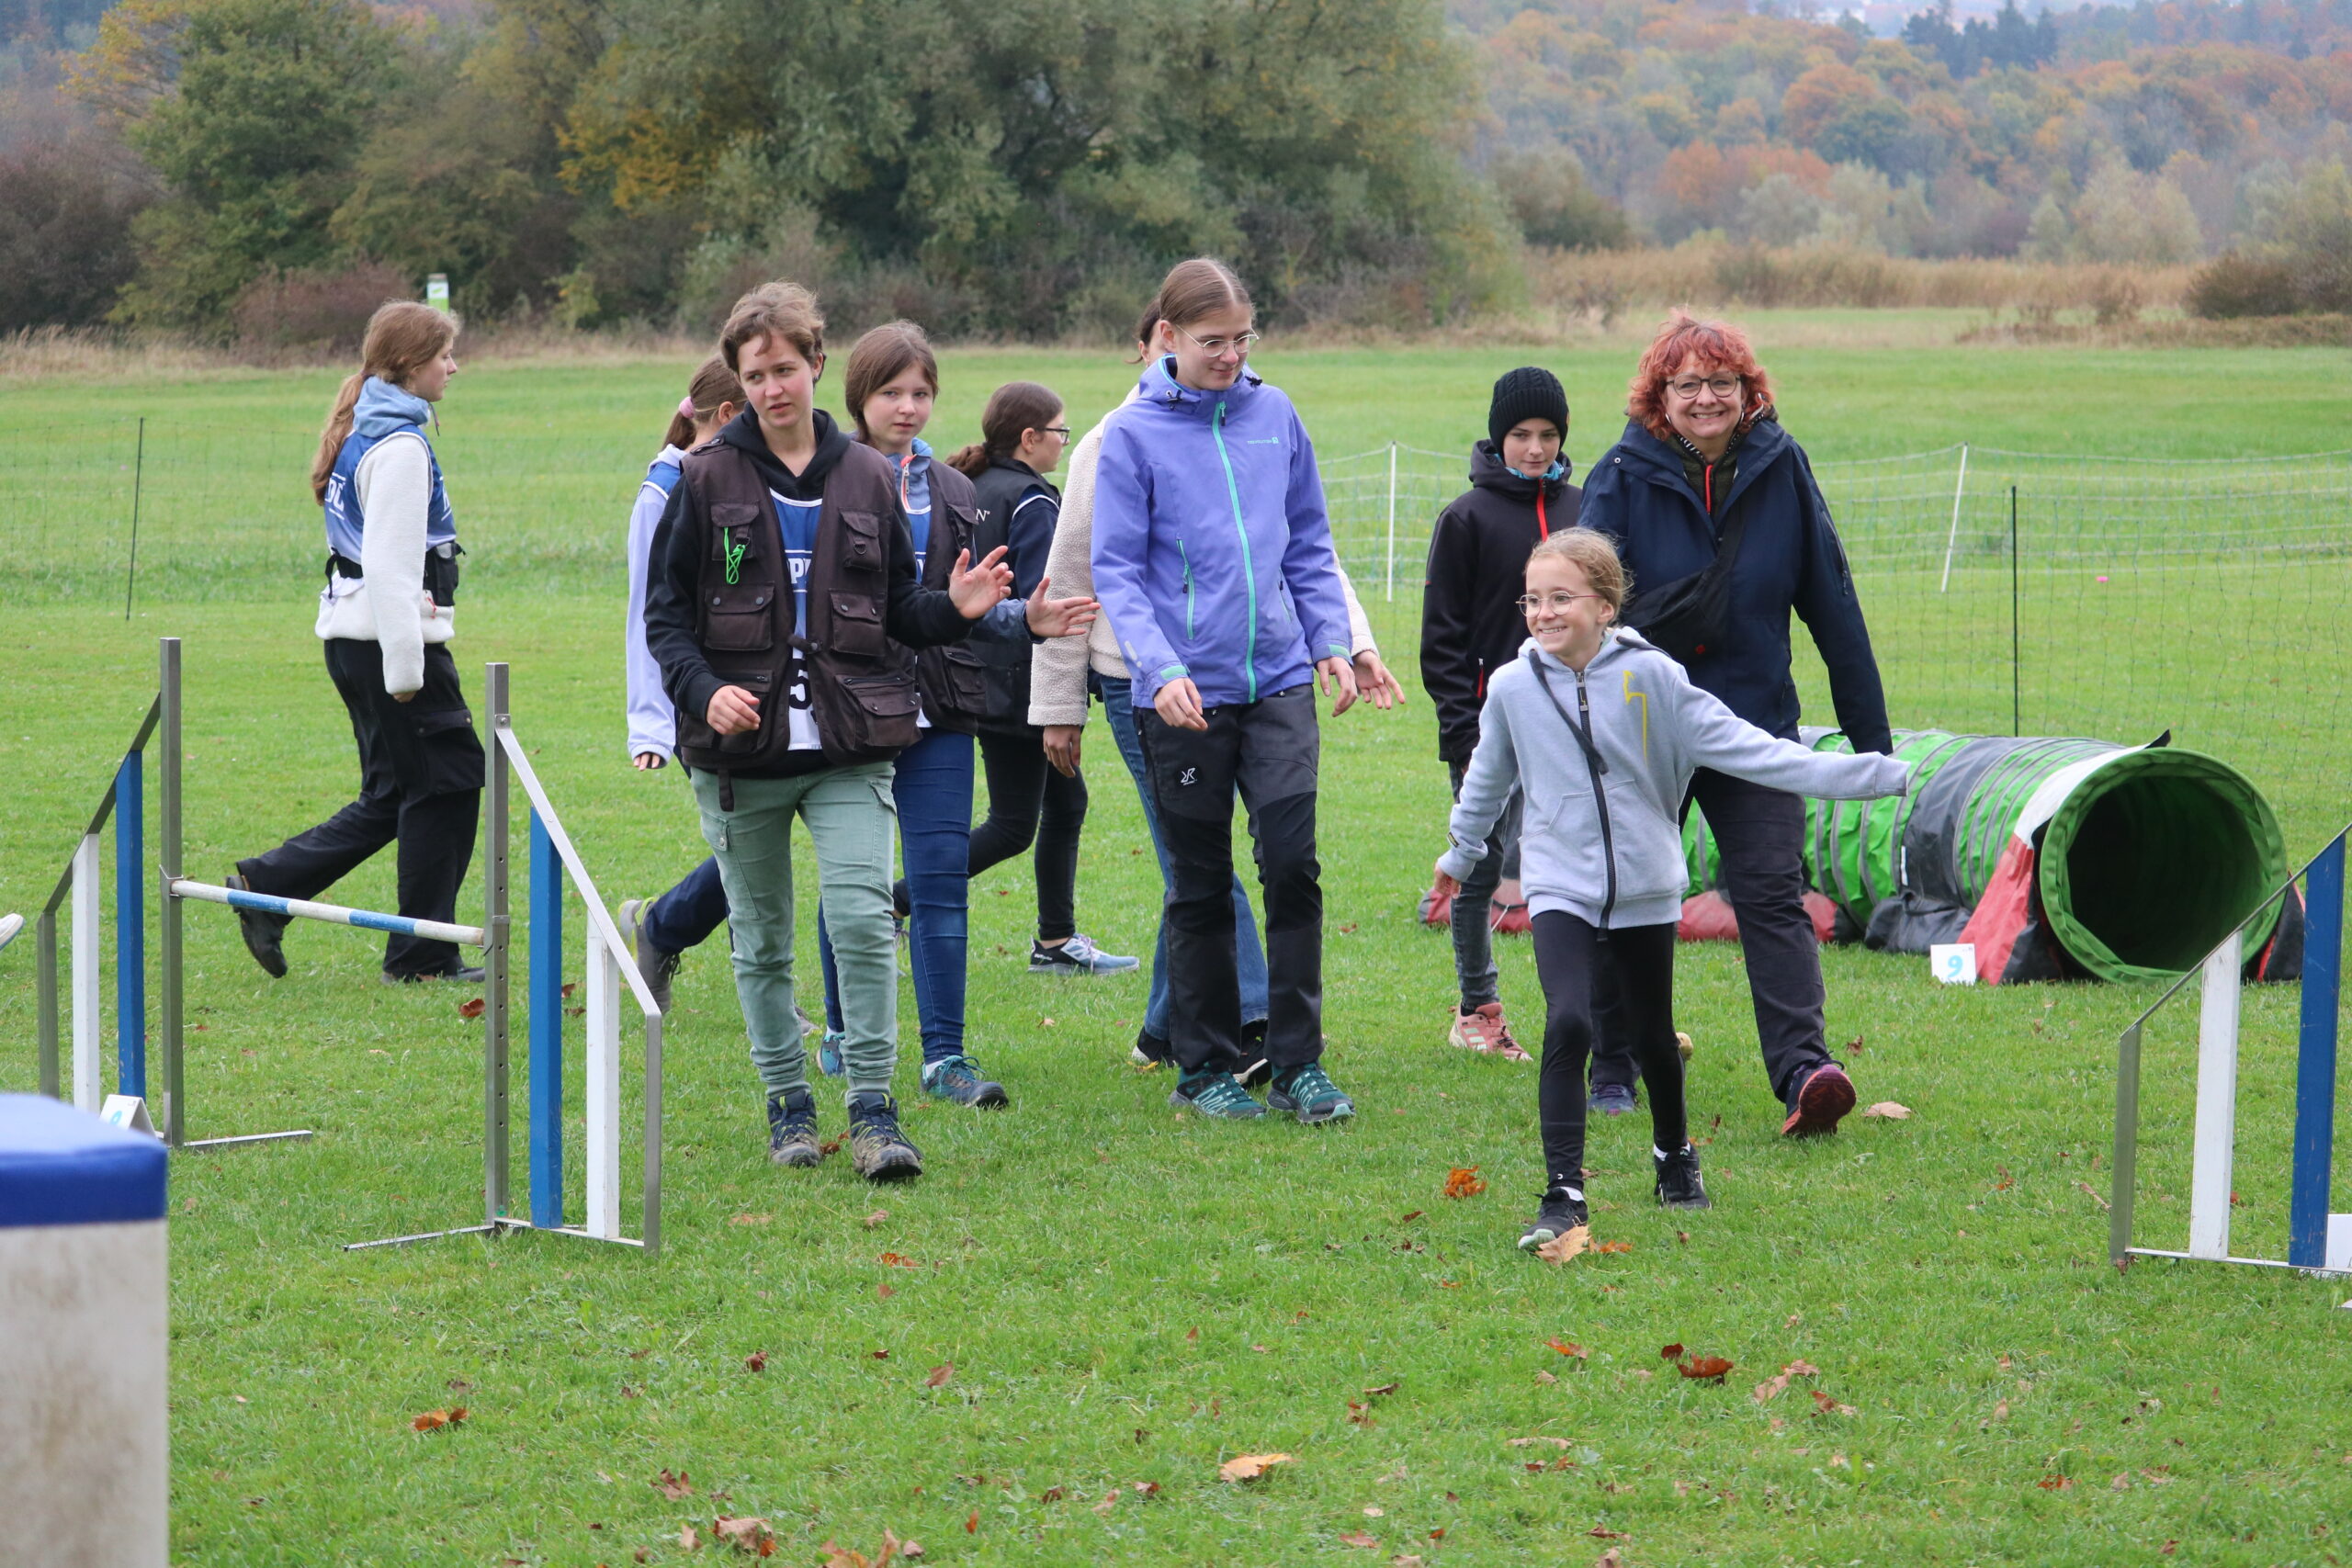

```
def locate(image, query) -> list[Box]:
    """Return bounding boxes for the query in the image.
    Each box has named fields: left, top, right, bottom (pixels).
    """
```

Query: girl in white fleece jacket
left=1433, top=529, right=1906, bottom=1250
left=228, top=302, right=488, bottom=985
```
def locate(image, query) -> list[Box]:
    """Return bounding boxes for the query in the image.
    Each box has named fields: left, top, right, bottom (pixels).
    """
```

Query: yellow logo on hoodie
left=1623, top=671, right=1649, bottom=761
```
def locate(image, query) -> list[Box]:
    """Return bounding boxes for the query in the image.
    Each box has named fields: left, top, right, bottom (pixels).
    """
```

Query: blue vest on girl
left=322, top=378, right=458, bottom=568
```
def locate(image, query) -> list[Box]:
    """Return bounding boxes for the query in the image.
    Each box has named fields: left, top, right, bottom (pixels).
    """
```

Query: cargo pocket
left=837, top=509, right=887, bottom=577
left=410, top=706, right=486, bottom=795
left=704, top=586, right=776, bottom=651
left=827, top=592, right=887, bottom=657
left=817, top=670, right=921, bottom=758
left=942, top=647, right=988, bottom=714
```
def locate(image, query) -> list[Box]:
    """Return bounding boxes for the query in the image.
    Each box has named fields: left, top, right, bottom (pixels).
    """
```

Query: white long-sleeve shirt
left=623, top=445, right=687, bottom=758
left=311, top=431, right=454, bottom=694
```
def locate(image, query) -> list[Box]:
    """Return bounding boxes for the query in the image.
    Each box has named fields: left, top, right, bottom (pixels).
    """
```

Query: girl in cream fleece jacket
left=1434, top=529, right=1905, bottom=1251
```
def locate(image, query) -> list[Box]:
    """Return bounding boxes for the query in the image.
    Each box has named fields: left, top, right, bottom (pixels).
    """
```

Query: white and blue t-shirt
left=772, top=488, right=823, bottom=752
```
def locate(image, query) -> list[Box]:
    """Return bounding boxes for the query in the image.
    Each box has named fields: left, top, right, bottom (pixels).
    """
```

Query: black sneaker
left=224, top=872, right=288, bottom=978
left=846, top=1093, right=924, bottom=1181
left=1129, top=1027, right=1172, bottom=1067
left=615, top=897, right=682, bottom=1013
left=1267, top=1063, right=1354, bottom=1124
left=766, top=1089, right=822, bottom=1168
left=1169, top=1070, right=1267, bottom=1120
left=1233, top=1018, right=1271, bottom=1088
left=1517, top=1187, right=1589, bottom=1250
left=1029, top=933, right=1140, bottom=975
left=922, top=1054, right=1009, bottom=1109
left=1654, top=1142, right=1711, bottom=1210
left=1589, top=1082, right=1638, bottom=1116
left=382, top=964, right=486, bottom=985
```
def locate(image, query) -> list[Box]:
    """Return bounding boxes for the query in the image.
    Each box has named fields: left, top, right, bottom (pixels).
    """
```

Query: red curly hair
left=1626, top=309, right=1774, bottom=442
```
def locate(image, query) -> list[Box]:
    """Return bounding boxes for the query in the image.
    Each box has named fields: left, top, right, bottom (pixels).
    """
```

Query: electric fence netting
left=1322, top=442, right=2352, bottom=855
left=9, top=422, right=2350, bottom=851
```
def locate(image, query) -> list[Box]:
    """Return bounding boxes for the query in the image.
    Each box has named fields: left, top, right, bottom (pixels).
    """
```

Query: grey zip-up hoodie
left=1440, top=630, right=1909, bottom=930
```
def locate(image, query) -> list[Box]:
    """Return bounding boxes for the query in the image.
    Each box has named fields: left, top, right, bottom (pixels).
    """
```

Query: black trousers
left=238, top=639, right=484, bottom=976
left=1532, top=914, right=1685, bottom=1194
left=966, top=727, right=1085, bottom=943
left=1135, top=685, right=1322, bottom=1077
left=1593, top=769, right=1832, bottom=1103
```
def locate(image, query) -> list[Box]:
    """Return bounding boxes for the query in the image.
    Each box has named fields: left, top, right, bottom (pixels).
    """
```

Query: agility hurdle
left=28, top=683, right=167, bottom=1119
left=2109, top=823, right=2349, bottom=1274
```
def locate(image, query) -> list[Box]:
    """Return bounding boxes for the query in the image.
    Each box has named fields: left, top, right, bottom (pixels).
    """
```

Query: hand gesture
left=706, top=684, right=762, bottom=735
left=1153, top=676, right=1207, bottom=731
left=1430, top=860, right=1460, bottom=901
left=633, top=751, right=668, bottom=771
left=1023, top=572, right=1100, bottom=637
left=1042, top=724, right=1083, bottom=776
left=1317, top=654, right=1361, bottom=716
left=949, top=546, right=1014, bottom=619
left=1351, top=649, right=1405, bottom=710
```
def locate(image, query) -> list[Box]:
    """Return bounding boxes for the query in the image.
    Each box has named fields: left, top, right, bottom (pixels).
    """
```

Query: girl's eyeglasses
left=1042, top=425, right=1072, bottom=437
left=1173, top=324, right=1261, bottom=358
left=1517, top=591, right=1608, bottom=615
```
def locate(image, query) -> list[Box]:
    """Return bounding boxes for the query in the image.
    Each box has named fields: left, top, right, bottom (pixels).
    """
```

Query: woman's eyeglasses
left=1173, top=324, right=1261, bottom=358
left=1667, top=375, right=1742, bottom=400
left=1517, top=591, right=1607, bottom=615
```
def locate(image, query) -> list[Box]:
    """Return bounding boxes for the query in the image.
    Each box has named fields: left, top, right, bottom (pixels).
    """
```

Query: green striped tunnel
left=1682, top=729, right=2287, bottom=983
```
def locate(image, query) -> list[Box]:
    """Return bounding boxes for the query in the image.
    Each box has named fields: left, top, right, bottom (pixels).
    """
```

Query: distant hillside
left=1456, top=0, right=2352, bottom=258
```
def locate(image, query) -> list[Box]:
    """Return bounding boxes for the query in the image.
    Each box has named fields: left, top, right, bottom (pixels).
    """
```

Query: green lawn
left=3, top=336, right=2350, bottom=1564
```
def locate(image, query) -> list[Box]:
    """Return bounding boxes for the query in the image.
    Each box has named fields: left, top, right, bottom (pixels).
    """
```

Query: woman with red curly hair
left=1581, top=310, right=1892, bottom=1140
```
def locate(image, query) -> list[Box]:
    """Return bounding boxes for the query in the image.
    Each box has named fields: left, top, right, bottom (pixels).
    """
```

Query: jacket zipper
left=1210, top=400, right=1259, bottom=701
left=1179, top=540, right=1195, bottom=638
left=1575, top=669, right=1618, bottom=936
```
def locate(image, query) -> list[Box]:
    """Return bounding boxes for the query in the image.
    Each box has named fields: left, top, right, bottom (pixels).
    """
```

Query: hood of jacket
left=1606, top=411, right=1790, bottom=513
left=645, top=443, right=687, bottom=480
left=353, top=377, right=435, bottom=441
left=1468, top=438, right=1573, bottom=500
left=1135, top=355, right=1266, bottom=420
left=717, top=405, right=852, bottom=502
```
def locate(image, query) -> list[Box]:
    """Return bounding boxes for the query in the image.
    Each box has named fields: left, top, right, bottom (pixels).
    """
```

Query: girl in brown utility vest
left=641, top=282, right=1013, bottom=1181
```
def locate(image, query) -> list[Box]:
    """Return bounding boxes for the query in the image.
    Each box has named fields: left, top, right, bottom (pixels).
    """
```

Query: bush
left=229, top=260, right=416, bottom=355
left=2187, top=251, right=2302, bottom=319
left=0, top=138, right=149, bottom=331
left=1487, top=151, right=1634, bottom=251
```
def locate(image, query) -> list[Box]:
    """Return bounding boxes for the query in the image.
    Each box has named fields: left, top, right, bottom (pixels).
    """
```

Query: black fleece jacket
left=643, top=407, right=974, bottom=776
left=1419, top=440, right=1582, bottom=763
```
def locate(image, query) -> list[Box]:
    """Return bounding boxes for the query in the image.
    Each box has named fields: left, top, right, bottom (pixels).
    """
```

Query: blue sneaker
left=1268, top=1063, right=1354, bottom=1124
left=1031, top=933, right=1140, bottom=975
left=922, top=1054, right=1009, bottom=1109
left=1169, top=1070, right=1266, bottom=1120
left=817, top=1030, right=846, bottom=1078
left=1589, top=1082, right=1639, bottom=1117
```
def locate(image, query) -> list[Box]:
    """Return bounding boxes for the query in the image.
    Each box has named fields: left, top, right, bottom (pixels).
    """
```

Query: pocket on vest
left=827, top=592, right=886, bottom=657
left=815, top=669, right=920, bottom=760
left=704, top=585, right=776, bottom=651
left=837, top=509, right=887, bottom=576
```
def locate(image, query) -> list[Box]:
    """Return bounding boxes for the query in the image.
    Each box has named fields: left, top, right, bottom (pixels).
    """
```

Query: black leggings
left=1532, top=914, right=1687, bottom=1194
left=967, top=728, right=1086, bottom=942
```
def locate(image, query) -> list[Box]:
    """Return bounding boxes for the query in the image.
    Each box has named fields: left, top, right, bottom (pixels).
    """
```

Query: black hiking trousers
left=1134, top=685, right=1323, bottom=1077
left=237, top=639, right=484, bottom=977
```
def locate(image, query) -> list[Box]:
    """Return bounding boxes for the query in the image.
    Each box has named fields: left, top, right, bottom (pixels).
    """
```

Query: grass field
left=4, top=333, right=2351, bottom=1565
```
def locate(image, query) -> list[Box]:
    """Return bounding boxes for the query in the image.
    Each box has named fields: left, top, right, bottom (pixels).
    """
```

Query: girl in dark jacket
left=1578, top=310, right=1892, bottom=1138
left=949, top=386, right=1138, bottom=977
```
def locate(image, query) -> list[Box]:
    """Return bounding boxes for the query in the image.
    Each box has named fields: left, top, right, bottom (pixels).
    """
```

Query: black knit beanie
left=1487, top=366, right=1569, bottom=453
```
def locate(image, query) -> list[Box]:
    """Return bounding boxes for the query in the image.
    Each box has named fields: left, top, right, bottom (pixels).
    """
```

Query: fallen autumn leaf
left=1860, top=1101, right=1912, bottom=1120
left=1534, top=1224, right=1590, bottom=1263
left=1219, top=1452, right=1295, bottom=1483
left=925, top=1362, right=954, bottom=1388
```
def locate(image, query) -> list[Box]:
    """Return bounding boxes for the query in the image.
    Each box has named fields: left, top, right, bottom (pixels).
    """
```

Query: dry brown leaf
left=2109, top=1473, right=2132, bottom=1493
left=1534, top=1224, right=1590, bottom=1263
left=1589, top=1526, right=1628, bottom=1540
left=656, top=1468, right=695, bottom=1500
left=1810, top=1389, right=1858, bottom=1416
left=713, top=1515, right=775, bottom=1555
left=1219, top=1452, right=1294, bottom=1483
left=458, top=997, right=486, bottom=1019
left=899, top=1538, right=923, bottom=1561
left=876, top=1284, right=895, bottom=1301
left=1544, top=1337, right=1589, bottom=1359
left=728, top=1213, right=771, bottom=1227
left=742, top=1350, right=767, bottom=1373
left=411, top=1406, right=467, bottom=1432
left=1340, top=1532, right=1381, bottom=1549
left=1392, top=1558, right=1426, bottom=1568
left=1362, top=1381, right=1400, bottom=1397
left=878, top=1251, right=919, bottom=1268
left=1534, top=1370, right=1558, bottom=1384
left=2035, top=1475, right=2074, bottom=1491
left=1678, top=1356, right=1735, bottom=1382
left=1753, top=1371, right=1792, bottom=1404
left=1507, top=1436, right=1572, bottom=1449
left=679, top=1524, right=699, bottom=1551
left=2076, top=1179, right=2112, bottom=1212
left=865, top=1210, right=889, bottom=1228
left=964, top=1508, right=978, bottom=1533
left=1785, top=1359, right=1819, bottom=1377
left=1860, top=1101, right=1912, bottom=1120
left=1658, top=1343, right=1685, bottom=1360
left=925, top=1362, right=954, bottom=1388
left=1442, top=1167, right=1487, bottom=1200
left=1591, top=1240, right=1634, bottom=1254
left=1596, top=1551, right=1624, bottom=1568
left=1346, top=1400, right=1375, bottom=1427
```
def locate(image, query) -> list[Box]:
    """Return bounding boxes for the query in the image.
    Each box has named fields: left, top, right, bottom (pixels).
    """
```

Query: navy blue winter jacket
left=1580, top=416, right=1892, bottom=756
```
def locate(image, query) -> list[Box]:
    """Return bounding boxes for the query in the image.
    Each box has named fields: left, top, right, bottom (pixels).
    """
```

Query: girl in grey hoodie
left=1434, top=530, right=1907, bottom=1249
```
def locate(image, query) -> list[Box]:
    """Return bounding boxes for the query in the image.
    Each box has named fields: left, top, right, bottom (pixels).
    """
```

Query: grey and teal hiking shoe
left=766, top=1088, right=822, bottom=1168
left=616, top=897, right=683, bottom=1012
left=1031, top=933, right=1140, bottom=975
left=1518, top=1187, right=1589, bottom=1250
left=1169, top=1070, right=1267, bottom=1120
left=846, top=1093, right=924, bottom=1181
left=817, top=1029, right=847, bottom=1078
left=922, top=1054, right=1009, bottom=1109
left=1268, top=1064, right=1354, bottom=1124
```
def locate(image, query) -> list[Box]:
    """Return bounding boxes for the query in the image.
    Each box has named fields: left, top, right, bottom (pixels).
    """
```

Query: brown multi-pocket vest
left=673, top=437, right=923, bottom=773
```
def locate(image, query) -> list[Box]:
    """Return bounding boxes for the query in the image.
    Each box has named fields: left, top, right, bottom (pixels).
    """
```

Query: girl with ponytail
left=230, top=298, right=487, bottom=984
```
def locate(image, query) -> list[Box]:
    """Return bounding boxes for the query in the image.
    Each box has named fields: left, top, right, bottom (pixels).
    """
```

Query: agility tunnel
left=1681, top=728, right=2296, bottom=985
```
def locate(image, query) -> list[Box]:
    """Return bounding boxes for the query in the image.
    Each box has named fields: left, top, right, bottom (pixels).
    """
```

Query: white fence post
left=1384, top=443, right=1398, bottom=603
left=2187, top=929, right=2244, bottom=1260
left=1938, top=443, right=1970, bottom=594
left=584, top=926, right=620, bottom=1241
left=72, top=833, right=102, bottom=1111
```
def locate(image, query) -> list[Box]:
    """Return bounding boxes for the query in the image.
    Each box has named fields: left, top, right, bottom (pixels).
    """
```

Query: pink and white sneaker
left=1447, top=1002, right=1532, bottom=1062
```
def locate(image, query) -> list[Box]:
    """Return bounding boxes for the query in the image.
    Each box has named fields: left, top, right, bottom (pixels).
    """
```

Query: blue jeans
left=819, top=728, right=975, bottom=1066
left=642, top=852, right=729, bottom=954
left=1099, top=674, right=1268, bottom=1040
